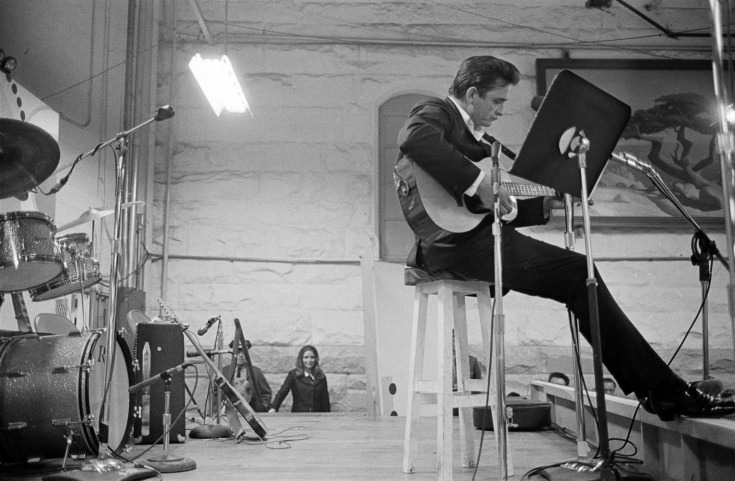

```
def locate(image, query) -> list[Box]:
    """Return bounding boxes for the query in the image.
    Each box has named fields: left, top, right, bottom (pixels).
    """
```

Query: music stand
left=510, top=71, right=651, bottom=480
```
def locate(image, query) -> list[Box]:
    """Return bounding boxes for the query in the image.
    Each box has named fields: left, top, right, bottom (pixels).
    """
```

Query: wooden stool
left=401, top=267, right=512, bottom=480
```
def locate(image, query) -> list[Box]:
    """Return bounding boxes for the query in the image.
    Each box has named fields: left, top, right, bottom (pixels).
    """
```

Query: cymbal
left=56, top=201, right=144, bottom=232
left=0, top=118, right=60, bottom=199
left=57, top=207, right=113, bottom=232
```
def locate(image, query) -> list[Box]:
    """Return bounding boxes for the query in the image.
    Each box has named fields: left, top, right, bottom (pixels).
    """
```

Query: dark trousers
left=422, top=225, right=676, bottom=397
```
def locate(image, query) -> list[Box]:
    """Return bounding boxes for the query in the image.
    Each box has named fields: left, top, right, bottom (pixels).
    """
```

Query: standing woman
left=269, top=345, right=331, bottom=413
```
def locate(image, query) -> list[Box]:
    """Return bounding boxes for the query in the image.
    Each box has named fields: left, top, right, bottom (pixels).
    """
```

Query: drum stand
left=10, top=292, right=32, bottom=332
left=73, top=257, right=89, bottom=332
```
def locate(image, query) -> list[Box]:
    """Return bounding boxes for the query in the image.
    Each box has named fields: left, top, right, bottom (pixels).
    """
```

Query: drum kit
left=0, top=119, right=134, bottom=465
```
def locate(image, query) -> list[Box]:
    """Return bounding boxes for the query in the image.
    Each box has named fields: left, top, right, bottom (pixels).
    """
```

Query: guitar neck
left=233, top=318, right=264, bottom=409
left=501, top=181, right=556, bottom=197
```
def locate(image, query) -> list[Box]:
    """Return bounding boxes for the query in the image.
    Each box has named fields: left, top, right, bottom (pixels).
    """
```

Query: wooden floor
left=4, top=413, right=590, bottom=481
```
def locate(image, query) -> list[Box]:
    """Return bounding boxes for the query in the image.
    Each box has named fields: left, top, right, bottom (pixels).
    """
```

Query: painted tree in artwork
left=620, top=92, right=721, bottom=211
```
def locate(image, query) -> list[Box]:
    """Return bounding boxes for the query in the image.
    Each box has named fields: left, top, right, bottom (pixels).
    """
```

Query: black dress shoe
left=643, top=383, right=735, bottom=422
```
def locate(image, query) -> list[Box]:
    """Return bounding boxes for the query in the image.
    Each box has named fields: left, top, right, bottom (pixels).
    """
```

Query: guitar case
left=472, top=397, right=551, bottom=431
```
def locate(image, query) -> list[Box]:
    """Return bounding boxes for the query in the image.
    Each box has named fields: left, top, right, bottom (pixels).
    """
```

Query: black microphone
left=47, top=176, right=69, bottom=195
left=530, top=95, right=544, bottom=112
left=611, top=151, right=650, bottom=173
left=154, top=105, right=175, bottom=121
left=128, top=362, right=192, bottom=393
left=197, top=315, right=221, bottom=336
left=483, top=134, right=517, bottom=160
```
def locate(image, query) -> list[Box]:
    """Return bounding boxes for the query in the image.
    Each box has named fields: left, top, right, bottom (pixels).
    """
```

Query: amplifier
left=135, top=322, right=186, bottom=444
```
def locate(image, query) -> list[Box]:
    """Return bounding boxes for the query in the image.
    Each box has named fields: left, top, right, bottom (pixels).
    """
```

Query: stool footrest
left=413, top=391, right=494, bottom=410
left=464, top=379, right=488, bottom=392
left=415, top=379, right=491, bottom=395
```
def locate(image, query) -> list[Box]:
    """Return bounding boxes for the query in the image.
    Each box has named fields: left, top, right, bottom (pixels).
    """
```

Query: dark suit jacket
left=222, top=363, right=272, bottom=412
left=396, top=96, right=548, bottom=270
left=271, top=369, right=331, bottom=413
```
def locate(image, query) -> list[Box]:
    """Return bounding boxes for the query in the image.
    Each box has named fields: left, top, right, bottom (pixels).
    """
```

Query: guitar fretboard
left=501, top=181, right=556, bottom=197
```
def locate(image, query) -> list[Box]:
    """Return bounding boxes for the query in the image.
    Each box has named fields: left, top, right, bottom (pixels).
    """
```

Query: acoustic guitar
left=157, top=298, right=268, bottom=439
left=232, top=318, right=267, bottom=412
left=395, top=156, right=557, bottom=240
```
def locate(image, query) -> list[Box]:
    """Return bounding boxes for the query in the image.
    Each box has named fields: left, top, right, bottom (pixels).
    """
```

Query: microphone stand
left=543, top=150, right=660, bottom=481
left=89, top=106, right=175, bottom=470
left=612, top=152, right=729, bottom=378
left=564, top=194, right=592, bottom=461
left=572, top=137, right=618, bottom=480
left=490, top=142, right=511, bottom=480
left=129, top=365, right=197, bottom=473
left=546, top=136, right=621, bottom=481
left=189, top=317, right=233, bottom=438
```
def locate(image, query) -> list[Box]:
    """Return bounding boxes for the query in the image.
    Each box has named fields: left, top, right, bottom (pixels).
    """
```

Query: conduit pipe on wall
left=160, top=0, right=178, bottom=302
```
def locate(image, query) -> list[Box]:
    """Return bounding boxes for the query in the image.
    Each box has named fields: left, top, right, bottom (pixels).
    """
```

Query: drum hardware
left=61, top=426, right=75, bottom=470
left=10, top=292, right=32, bottom=332
left=52, top=417, right=94, bottom=428
left=3, top=421, right=28, bottom=430
left=0, top=118, right=60, bottom=200
left=51, top=362, right=92, bottom=374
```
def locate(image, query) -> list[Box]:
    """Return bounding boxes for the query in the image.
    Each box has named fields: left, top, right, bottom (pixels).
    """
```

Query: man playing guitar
left=394, top=55, right=735, bottom=421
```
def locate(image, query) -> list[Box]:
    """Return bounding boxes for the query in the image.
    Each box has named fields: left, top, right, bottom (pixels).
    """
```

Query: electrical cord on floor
left=236, top=426, right=310, bottom=449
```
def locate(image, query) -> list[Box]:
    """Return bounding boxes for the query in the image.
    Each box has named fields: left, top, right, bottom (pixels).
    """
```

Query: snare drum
left=30, top=233, right=101, bottom=301
left=0, top=211, right=63, bottom=292
left=0, top=331, right=134, bottom=462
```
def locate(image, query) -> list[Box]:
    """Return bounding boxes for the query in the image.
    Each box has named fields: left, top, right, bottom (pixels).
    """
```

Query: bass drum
left=0, top=331, right=134, bottom=462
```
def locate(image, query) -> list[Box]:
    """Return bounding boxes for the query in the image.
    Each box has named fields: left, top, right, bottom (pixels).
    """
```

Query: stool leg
left=437, top=282, right=454, bottom=481
left=453, top=292, right=476, bottom=469
left=402, top=286, right=429, bottom=474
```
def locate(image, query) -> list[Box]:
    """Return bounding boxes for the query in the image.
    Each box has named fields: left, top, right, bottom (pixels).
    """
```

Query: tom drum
left=0, top=211, right=62, bottom=292
left=29, top=233, right=101, bottom=301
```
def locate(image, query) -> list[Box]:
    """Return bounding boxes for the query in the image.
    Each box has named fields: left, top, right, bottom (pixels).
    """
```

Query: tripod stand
left=189, top=316, right=233, bottom=439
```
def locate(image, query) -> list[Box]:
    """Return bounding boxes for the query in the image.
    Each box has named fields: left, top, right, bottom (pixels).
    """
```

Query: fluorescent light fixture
left=726, top=104, right=735, bottom=125
left=188, top=53, right=251, bottom=116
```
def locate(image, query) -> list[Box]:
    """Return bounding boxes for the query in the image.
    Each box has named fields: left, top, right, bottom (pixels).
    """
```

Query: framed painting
left=536, top=58, right=725, bottom=230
